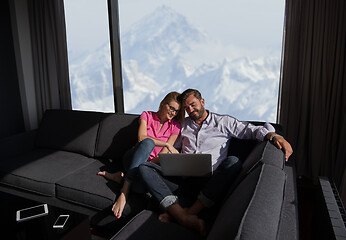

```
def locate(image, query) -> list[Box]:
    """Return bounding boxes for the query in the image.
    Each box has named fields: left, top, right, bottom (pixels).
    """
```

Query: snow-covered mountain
left=69, top=5, right=280, bottom=122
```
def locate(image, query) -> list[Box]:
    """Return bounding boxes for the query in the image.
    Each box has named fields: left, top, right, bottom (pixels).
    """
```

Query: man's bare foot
left=159, top=212, right=205, bottom=236
left=158, top=212, right=173, bottom=223
left=179, top=214, right=206, bottom=237
left=166, top=203, right=206, bottom=236
left=98, top=171, right=124, bottom=184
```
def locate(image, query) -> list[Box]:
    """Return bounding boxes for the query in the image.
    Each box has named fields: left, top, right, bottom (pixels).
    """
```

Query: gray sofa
left=111, top=136, right=299, bottom=239
left=0, top=109, right=143, bottom=230
left=0, top=109, right=298, bottom=239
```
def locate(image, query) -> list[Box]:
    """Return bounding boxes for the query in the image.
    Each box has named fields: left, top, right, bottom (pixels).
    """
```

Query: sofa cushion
left=0, top=149, right=96, bottom=196
left=55, top=161, right=121, bottom=210
left=207, top=164, right=286, bottom=240
left=111, top=210, right=203, bottom=240
left=36, top=109, right=103, bottom=157
left=95, top=113, right=139, bottom=160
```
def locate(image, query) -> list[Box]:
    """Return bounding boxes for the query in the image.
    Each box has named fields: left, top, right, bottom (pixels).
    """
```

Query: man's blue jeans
left=138, top=155, right=242, bottom=210
left=122, top=138, right=155, bottom=192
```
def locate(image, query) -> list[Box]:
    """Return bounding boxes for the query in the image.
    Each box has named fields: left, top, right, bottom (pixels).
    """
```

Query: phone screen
left=20, top=205, right=46, bottom=219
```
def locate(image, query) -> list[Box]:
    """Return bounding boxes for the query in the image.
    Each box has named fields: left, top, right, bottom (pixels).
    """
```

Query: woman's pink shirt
left=140, top=111, right=181, bottom=160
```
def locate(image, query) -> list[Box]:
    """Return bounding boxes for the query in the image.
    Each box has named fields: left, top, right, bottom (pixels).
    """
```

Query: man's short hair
left=179, top=89, right=202, bottom=102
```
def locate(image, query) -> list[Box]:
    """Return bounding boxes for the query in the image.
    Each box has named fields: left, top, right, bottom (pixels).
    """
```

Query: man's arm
left=265, top=132, right=293, bottom=161
left=227, top=117, right=293, bottom=161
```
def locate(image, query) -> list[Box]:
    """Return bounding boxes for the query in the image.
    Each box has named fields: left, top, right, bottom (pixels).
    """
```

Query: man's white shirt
left=180, top=111, right=275, bottom=170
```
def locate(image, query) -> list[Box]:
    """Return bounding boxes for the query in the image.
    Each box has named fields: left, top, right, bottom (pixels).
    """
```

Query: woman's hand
left=112, top=193, right=126, bottom=218
left=166, top=143, right=179, bottom=154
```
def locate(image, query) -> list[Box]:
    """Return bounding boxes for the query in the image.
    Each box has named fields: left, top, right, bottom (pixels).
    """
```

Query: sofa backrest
left=36, top=109, right=104, bottom=157
left=94, top=113, right=139, bottom=161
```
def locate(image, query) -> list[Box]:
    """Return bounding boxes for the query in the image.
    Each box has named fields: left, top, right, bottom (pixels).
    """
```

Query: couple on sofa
left=98, top=88, right=293, bottom=236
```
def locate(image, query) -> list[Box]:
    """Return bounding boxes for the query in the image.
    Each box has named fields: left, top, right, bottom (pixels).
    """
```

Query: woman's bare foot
left=98, top=171, right=124, bottom=184
left=112, top=193, right=127, bottom=218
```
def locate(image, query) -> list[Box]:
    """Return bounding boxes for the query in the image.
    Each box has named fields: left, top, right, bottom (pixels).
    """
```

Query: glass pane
left=64, top=0, right=114, bottom=112
left=119, top=0, right=284, bottom=122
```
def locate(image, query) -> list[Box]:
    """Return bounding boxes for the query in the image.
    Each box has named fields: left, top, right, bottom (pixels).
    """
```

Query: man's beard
left=190, top=106, right=205, bottom=121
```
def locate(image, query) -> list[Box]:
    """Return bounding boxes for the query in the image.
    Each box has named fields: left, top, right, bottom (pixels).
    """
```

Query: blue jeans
left=122, top=138, right=155, bottom=192
left=138, top=156, right=242, bottom=210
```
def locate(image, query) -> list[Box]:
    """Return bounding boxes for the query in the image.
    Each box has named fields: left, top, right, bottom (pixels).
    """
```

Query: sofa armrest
left=0, top=130, right=37, bottom=159
left=208, top=164, right=286, bottom=239
left=277, top=162, right=299, bottom=239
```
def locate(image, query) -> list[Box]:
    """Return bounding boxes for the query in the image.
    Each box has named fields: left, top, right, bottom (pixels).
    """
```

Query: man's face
left=183, top=94, right=206, bottom=121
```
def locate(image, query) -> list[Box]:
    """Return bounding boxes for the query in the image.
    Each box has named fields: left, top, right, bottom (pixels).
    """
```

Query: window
left=118, top=0, right=285, bottom=122
left=64, top=0, right=114, bottom=112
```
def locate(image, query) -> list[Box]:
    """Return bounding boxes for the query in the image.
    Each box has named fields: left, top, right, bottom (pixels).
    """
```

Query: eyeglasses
left=167, top=104, right=179, bottom=115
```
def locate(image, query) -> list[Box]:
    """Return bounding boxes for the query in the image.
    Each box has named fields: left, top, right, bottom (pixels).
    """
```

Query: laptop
left=159, top=153, right=213, bottom=177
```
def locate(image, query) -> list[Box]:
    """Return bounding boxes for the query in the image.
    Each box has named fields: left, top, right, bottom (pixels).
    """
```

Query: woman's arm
left=150, top=134, right=180, bottom=164
left=159, top=134, right=180, bottom=154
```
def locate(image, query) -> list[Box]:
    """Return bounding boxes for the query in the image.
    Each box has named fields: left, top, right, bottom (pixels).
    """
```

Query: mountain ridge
left=69, top=5, right=280, bottom=122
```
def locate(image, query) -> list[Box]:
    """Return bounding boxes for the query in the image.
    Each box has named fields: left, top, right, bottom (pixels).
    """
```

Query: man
left=138, top=89, right=293, bottom=235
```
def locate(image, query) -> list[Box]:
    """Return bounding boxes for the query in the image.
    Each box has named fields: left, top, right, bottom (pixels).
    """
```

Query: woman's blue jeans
left=122, top=138, right=155, bottom=192
left=138, top=155, right=242, bottom=210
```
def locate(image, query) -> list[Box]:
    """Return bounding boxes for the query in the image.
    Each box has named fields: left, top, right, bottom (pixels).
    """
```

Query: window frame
left=108, top=0, right=124, bottom=113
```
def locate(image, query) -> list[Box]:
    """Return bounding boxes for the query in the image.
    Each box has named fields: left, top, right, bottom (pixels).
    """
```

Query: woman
left=98, top=91, right=184, bottom=218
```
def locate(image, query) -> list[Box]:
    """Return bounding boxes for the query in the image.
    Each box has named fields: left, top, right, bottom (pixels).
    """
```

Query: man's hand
left=266, top=133, right=293, bottom=161
left=272, top=135, right=293, bottom=161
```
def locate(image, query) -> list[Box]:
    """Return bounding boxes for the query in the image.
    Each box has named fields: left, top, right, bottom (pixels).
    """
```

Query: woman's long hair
left=158, top=91, right=185, bottom=124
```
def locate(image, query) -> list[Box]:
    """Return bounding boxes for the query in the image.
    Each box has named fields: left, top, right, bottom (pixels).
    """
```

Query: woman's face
left=164, top=100, right=180, bottom=120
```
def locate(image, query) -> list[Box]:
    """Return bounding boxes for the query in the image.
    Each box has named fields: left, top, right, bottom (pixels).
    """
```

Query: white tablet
left=16, top=204, right=49, bottom=222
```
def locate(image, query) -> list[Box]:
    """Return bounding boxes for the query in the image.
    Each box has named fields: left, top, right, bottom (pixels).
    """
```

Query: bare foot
left=98, top=171, right=124, bottom=184
left=159, top=208, right=192, bottom=223
left=112, top=193, right=126, bottom=218
left=158, top=212, right=173, bottom=223
left=179, top=214, right=206, bottom=237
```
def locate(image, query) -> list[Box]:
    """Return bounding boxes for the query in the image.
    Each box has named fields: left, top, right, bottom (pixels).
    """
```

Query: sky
left=119, top=0, right=285, bottom=47
left=64, top=0, right=285, bottom=58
